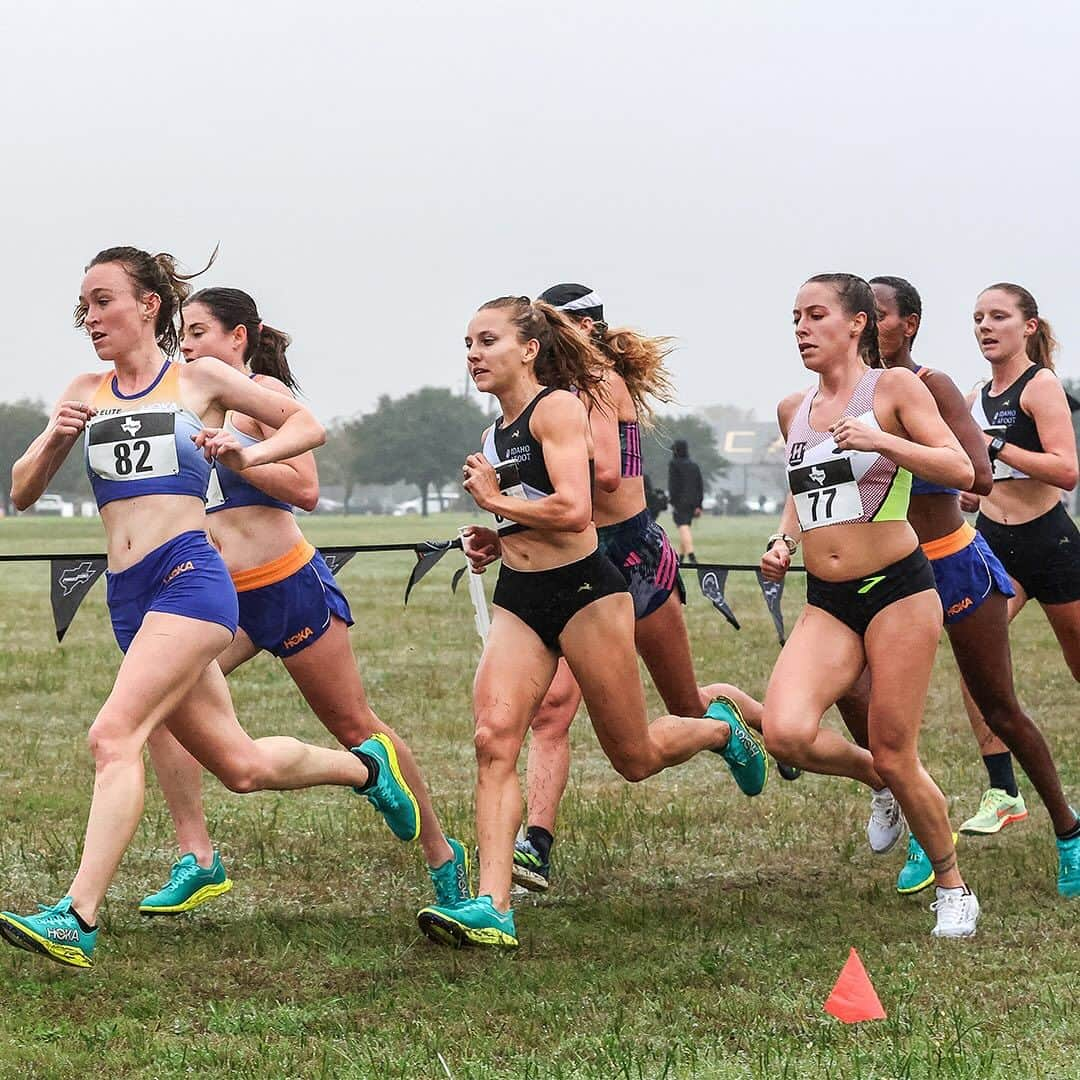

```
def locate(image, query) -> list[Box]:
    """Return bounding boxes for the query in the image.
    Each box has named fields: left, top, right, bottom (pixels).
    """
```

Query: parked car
left=33, top=493, right=75, bottom=517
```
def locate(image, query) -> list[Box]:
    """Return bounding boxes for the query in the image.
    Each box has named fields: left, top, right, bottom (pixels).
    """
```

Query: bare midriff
left=978, top=477, right=1062, bottom=527
left=500, top=524, right=600, bottom=573
left=207, top=504, right=307, bottom=575
left=100, top=495, right=208, bottom=573
left=801, top=519, right=919, bottom=581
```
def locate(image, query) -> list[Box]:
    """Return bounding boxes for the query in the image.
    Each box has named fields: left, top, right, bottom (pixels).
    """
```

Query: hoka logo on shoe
left=283, top=626, right=314, bottom=649
left=48, top=927, right=80, bottom=942
left=164, top=560, right=195, bottom=584
left=947, top=596, right=974, bottom=617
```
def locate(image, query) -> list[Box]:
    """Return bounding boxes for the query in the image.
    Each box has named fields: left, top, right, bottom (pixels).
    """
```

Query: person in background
left=668, top=439, right=703, bottom=562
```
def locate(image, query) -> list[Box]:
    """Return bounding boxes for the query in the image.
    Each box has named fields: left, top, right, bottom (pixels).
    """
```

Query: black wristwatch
left=987, top=436, right=1006, bottom=463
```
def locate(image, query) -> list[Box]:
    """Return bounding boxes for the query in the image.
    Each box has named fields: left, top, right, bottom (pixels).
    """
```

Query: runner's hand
left=760, top=542, right=790, bottom=582
left=830, top=417, right=880, bottom=452
left=461, top=524, right=501, bottom=573
left=48, top=402, right=95, bottom=445
left=194, top=428, right=248, bottom=470
left=462, top=454, right=500, bottom=510
left=959, top=492, right=980, bottom=514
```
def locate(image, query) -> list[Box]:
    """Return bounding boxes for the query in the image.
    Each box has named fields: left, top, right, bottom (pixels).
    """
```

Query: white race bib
left=87, top=408, right=179, bottom=482
left=491, top=460, right=527, bottom=533
left=789, top=457, right=863, bottom=531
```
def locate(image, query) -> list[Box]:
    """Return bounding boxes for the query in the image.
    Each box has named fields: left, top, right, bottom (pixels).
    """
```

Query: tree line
left=0, top=388, right=726, bottom=517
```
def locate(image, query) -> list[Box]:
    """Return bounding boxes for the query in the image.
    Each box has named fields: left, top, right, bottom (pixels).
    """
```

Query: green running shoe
left=352, top=733, right=420, bottom=842
left=709, top=696, right=767, bottom=796
left=1059, top=828, right=1080, bottom=899
left=139, top=852, right=233, bottom=915
left=417, top=895, right=519, bottom=949
left=429, top=837, right=472, bottom=907
left=0, top=896, right=97, bottom=969
left=511, top=838, right=551, bottom=893
left=959, top=788, right=1027, bottom=835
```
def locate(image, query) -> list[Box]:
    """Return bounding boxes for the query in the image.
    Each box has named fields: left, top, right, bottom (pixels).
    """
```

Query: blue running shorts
left=106, top=530, right=238, bottom=652
left=232, top=543, right=353, bottom=658
left=923, top=524, right=1015, bottom=625
left=597, top=509, right=686, bottom=620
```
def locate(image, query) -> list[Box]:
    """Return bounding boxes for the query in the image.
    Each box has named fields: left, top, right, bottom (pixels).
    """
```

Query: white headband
left=556, top=290, right=603, bottom=314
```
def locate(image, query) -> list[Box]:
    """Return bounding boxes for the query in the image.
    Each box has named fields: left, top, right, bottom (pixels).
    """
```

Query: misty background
left=1, top=0, right=1076, bottom=455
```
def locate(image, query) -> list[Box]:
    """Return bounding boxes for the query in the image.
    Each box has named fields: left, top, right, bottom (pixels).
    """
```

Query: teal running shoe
left=897, top=831, right=957, bottom=896
left=139, top=852, right=233, bottom=915
left=1058, top=828, right=1080, bottom=899
left=352, top=733, right=420, bottom=842
left=511, top=838, right=551, bottom=893
left=429, top=837, right=472, bottom=907
left=0, top=897, right=97, bottom=969
left=708, top=696, right=767, bottom=796
left=417, top=895, right=519, bottom=949
left=897, top=834, right=935, bottom=895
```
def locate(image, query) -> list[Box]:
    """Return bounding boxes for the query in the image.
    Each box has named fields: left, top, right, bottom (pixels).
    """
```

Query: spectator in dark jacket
left=668, top=439, right=704, bottom=562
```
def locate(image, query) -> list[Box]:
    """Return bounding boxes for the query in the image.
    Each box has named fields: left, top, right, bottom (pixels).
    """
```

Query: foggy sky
left=2, top=0, right=1077, bottom=428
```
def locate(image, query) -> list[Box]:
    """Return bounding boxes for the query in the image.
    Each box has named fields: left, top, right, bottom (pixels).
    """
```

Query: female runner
left=0, top=248, right=419, bottom=969
left=511, top=283, right=746, bottom=894
left=958, top=282, right=1080, bottom=893
left=138, top=286, right=469, bottom=917
left=416, top=295, right=767, bottom=949
left=760, top=273, right=980, bottom=937
left=834, top=276, right=1079, bottom=897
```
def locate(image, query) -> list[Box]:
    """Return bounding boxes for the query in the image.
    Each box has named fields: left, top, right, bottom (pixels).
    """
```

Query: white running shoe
left=930, top=886, right=980, bottom=938
left=867, top=788, right=905, bottom=853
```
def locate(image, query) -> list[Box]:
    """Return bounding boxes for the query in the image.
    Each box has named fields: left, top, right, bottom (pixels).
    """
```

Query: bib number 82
left=806, top=486, right=836, bottom=522
left=113, top=440, right=153, bottom=476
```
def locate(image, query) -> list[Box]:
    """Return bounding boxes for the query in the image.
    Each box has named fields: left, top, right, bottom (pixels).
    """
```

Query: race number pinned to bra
left=86, top=406, right=180, bottom=482
left=789, top=456, right=862, bottom=531
left=491, top=459, right=527, bottom=533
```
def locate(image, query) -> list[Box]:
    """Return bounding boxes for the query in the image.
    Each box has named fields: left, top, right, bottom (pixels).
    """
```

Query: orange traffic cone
left=824, top=948, right=886, bottom=1023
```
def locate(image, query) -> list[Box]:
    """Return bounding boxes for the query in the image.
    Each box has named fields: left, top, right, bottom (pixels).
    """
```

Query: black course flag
left=697, top=566, right=740, bottom=630
left=50, top=557, right=107, bottom=642
left=317, top=550, right=357, bottom=577
left=403, top=541, right=456, bottom=606
left=755, top=569, right=786, bottom=645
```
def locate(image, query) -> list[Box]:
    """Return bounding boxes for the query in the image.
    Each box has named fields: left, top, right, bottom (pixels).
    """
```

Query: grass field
left=0, top=514, right=1077, bottom=1079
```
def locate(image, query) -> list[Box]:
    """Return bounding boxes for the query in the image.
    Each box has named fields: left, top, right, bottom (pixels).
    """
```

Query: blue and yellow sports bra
left=206, top=412, right=293, bottom=514
left=85, top=360, right=210, bottom=509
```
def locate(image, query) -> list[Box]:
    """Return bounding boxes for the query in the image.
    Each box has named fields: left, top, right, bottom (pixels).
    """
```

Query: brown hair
left=805, top=273, right=880, bottom=367
left=478, top=296, right=608, bottom=412
left=589, top=323, right=676, bottom=428
left=187, top=287, right=298, bottom=391
left=981, top=282, right=1058, bottom=371
left=76, top=245, right=216, bottom=357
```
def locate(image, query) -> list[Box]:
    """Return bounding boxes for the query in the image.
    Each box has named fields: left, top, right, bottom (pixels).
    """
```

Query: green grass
left=0, top=514, right=1077, bottom=1079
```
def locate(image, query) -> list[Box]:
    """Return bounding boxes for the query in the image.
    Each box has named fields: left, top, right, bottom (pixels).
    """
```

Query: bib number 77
left=806, top=486, right=836, bottom=523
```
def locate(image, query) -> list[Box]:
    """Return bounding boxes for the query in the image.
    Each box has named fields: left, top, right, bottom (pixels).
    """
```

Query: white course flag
left=459, top=527, right=491, bottom=642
